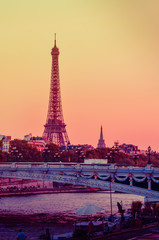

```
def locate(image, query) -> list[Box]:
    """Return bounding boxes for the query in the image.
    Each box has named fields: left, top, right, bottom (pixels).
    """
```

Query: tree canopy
left=0, top=140, right=158, bottom=166
left=9, top=139, right=42, bottom=162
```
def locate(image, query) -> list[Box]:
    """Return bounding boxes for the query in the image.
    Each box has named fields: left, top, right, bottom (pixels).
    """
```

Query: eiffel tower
left=43, top=35, right=70, bottom=146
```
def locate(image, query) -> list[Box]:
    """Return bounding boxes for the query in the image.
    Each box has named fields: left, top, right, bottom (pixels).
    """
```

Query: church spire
left=100, top=126, right=103, bottom=140
left=97, top=125, right=106, bottom=148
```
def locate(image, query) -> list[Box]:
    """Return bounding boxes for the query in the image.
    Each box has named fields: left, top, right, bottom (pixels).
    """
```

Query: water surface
left=0, top=192, right=144, bottom=215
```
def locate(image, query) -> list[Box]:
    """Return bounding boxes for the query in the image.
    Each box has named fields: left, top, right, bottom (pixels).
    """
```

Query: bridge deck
left=0, top=162, right=158, bottom=198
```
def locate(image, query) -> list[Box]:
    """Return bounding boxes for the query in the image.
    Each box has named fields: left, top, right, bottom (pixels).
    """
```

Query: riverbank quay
left=0, top=213, right=105, bottom=240
left=96, top=223, right=159, bottom=240
left=0, top=187, right=103, bottom=197
left=0, top=213, right=74, bottom=240
left=71, top=222, right=159, bottom=240
left=0, top=222, right=74, bottom=240
left=0, top=222, right=158, bottom=240
left=0, top=212, right=158, bottom=240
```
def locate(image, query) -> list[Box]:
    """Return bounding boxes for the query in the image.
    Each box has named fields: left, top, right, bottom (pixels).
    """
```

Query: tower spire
left=54, top=33, right=56, bottom=47
left=100, top=126, right=103, bottom=140
left=97, top=125, right=106, bottom=148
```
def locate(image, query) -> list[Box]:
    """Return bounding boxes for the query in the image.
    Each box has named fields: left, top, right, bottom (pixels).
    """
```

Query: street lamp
left=147, top=146, right=151, bottom=165
left=109, top=174, right=113, bottom=218
left=106, top=152, right=111, bottom=163
left=42, top=146, right=50, bottom=162
left=133, top=150, right=139, bottom=166
left=10, top=146, right=19, bottom=162
left=106, top=146, right=118, bottom=164
left=17, top=153, right=23, bottom=162
left=105, top=146, right=118, bottom=220
left=111, top=146, right=116, bottom=163
left=54, top=152, right=61, bottom=162
left=75, top=146, right=85, bottom=163
left=66, top=144, right=71, bottom=162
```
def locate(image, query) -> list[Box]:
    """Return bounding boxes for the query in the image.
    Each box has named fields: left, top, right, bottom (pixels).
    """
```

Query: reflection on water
left=0, top=192, right=144, bottom=215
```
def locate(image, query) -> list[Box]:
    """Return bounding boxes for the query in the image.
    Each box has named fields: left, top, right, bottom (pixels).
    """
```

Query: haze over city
left=1, top=0, right=159, bottom=151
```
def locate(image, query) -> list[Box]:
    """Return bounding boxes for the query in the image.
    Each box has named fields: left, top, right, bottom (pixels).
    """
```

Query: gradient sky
left=1, top=0, right=159, bottom=151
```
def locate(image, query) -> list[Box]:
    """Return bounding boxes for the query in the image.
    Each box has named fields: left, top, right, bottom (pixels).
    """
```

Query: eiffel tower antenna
left=54, top=33, right=56, bottom=46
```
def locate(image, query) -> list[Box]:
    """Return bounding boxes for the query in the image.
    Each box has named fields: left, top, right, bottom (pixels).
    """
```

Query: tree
left=0, top=140, right=7, bottom=162
left=42, top=143, right=60, bottom=162
left=143, top=202, right=153, bottom=216
left=131, top=201, right=142, bottom=218
left=0, top=151, right=6, bottom=162
left=0, top=140, right=3, bottom=149
left=155, top=204, right=159, bottom=217
left=9, top=139, right=42, bottom=162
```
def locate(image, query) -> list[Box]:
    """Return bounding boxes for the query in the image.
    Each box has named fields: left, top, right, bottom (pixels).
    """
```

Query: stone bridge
left=0, top=162, right=159, bottom=199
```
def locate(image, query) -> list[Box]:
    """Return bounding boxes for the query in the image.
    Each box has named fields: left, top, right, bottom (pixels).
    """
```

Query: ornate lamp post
left=147, top=146, right=151, bottom=165
left=42, top=146, right=50, bottom=162
left=17, top=153, right=23, bottom=162
left=10, top=146, right=19, bottom=162
left=109, top=174, right=113, bottom=218
left=66, top=144, right=71, bottom=162
left=111, top=146, right=116, bottom=163
left=106, top=146, right=116, bottom=219
left=54, top=152, right=61, bottom=162
left=75, top=146, right=85, bottom=163
left=133, top=150, right=139, bottom=166
left=106, top=152, right=111, bottom=163
left=106, top=146, right=118, bottom=164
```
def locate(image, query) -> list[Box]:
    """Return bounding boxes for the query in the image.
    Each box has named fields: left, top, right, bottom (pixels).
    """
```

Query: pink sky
left=0, top=1, right=159, bottom=151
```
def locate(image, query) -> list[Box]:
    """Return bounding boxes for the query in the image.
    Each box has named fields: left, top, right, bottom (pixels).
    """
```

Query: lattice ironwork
left=43, top=35, right=70, bottom=146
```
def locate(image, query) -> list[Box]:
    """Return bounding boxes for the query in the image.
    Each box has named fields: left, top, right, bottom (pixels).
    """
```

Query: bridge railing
left=0, top=162, right=155, bottom=172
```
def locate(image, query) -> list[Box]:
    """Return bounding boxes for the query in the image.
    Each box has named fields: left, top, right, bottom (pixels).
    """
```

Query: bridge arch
left=0, top=162, right=159, bottom=199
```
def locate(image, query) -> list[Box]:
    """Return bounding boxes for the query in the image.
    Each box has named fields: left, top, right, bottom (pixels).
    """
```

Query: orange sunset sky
left=0, top=0, right=159, bottom=151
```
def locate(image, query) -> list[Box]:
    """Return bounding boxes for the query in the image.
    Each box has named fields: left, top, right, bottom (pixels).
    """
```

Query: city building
left=0, top=135, right=11, bottom=152
left=97, top=126, right=106, bottom=148
left=43, top=34, right=70, bottom=146
left=60, top=144, right=94, bottom=151
left=84, top=159, right=107, bottom=164
left=24, top=134, right=46, bottom=151
left=24, top=133, right=32, bottom=141
left=118, top=143, right=140, bottom=155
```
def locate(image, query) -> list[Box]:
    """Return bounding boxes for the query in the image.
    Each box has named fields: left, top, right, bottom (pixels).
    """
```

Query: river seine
left=0, top=192, right=144, bottom=215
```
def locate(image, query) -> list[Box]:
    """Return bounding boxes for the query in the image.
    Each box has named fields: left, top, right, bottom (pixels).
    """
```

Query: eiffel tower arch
left=43, top=35, right=70, bottom=146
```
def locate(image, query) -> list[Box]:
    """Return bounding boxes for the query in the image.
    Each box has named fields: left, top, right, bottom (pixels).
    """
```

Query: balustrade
left=0, top=162, right=159, bottom=197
